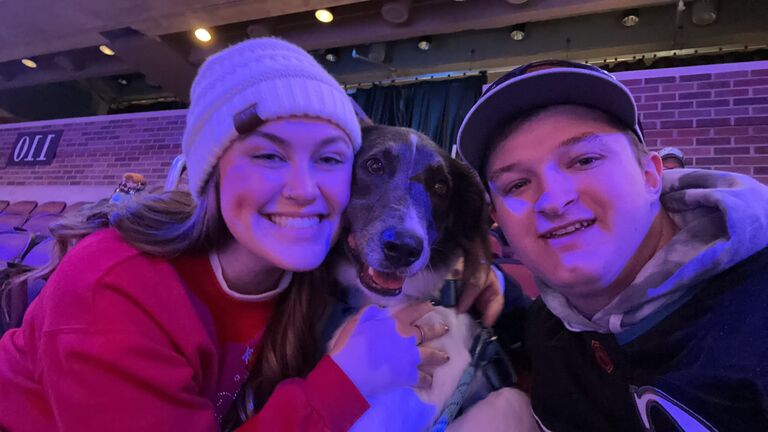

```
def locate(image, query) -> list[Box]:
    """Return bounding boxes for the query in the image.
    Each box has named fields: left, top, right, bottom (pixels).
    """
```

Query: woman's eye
left=319, top=156, right=343, bottom=165
left=365, top=158, right=384, bottom=175
left=252, top=153, right=284, bottom=162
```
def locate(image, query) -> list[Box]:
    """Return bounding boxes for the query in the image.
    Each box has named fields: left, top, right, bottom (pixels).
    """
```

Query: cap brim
left=458, top=68, right=640, bottom=175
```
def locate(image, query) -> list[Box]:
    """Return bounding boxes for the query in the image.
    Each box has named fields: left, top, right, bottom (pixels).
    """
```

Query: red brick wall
left=0, top=61, right=767, bottom=196
left=0, top=110, right=185, bottom=188
left=614, top=61, right=768, bottom=183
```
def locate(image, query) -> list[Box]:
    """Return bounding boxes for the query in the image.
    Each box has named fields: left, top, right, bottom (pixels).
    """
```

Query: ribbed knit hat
left=182, top=37, right=362, bottom=198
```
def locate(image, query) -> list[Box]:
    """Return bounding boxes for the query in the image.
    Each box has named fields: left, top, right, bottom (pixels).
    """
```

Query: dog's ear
left=447, top=158, right=492, bottom=290
left=349, top=97, right=374, bottom=127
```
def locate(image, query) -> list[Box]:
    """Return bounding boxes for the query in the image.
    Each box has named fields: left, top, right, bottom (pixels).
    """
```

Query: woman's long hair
left=8, top=171, right=333, bottom=430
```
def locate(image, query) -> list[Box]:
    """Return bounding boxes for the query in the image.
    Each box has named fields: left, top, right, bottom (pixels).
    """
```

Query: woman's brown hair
left=7, top=171, right=333, bottom=430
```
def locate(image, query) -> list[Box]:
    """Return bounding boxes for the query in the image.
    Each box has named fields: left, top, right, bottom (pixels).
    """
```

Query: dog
left=331, top=125, right=538, bottom=432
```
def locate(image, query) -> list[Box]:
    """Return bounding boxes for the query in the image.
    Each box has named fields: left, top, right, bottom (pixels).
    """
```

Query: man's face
left=662, top=157, right=684, bottom=170
left=486, top=105, right=663, bottom=304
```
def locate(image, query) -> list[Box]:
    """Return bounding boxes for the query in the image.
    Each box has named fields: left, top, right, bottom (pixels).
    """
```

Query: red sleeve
left=238, top=356, right=369, bottom=432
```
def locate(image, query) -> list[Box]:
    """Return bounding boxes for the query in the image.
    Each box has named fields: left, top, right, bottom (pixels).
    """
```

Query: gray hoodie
left=538, top=168, right=768, bottom=334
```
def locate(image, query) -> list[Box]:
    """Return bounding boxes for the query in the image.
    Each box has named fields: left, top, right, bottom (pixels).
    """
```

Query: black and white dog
left=332, top=125, right=537, bottom=432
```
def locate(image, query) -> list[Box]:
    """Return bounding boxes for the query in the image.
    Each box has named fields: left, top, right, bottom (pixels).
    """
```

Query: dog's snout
left=380, top=228, right=423, bottom=268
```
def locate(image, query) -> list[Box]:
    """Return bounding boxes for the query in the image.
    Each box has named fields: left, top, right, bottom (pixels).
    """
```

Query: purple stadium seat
left=32, top=201, right=66, bottom=216
left=0, top=201, right=9, bottom=213
left=0, top=214, right=29, bottom=232
left=63, top=201, right=93, bottom=215
left=21, top=237, right=54, bottom=268
left=21, top=214, right=63, bottom=237
left=0, top=232, right=34, bottom=263
left=4, top=201, right=37, bottom=216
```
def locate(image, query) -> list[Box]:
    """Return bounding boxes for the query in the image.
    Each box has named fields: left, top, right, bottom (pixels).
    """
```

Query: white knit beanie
left=182, top=37, right=362, bottom=199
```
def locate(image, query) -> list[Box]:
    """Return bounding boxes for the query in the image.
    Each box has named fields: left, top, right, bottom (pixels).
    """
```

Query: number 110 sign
left=7, top=131, right=63, bottom=166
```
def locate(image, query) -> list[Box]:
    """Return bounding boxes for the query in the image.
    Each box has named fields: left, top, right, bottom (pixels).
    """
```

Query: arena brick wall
left=0, top=60, right=767, bottom=197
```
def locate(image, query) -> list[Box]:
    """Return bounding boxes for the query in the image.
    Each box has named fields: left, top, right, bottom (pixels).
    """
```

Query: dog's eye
left=433, top=181, right=448, bottom=196
left=365, top=158, right=384, bottom=175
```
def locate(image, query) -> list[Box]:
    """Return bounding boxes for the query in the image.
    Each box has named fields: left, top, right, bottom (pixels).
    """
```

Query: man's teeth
left=269, top=215, right=320, bottom=228
left=545, top=220, right=594, bottom=239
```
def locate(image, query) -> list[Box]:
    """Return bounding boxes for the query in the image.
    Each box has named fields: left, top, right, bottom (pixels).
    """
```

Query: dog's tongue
left=369, top=268, right=406, bottom=290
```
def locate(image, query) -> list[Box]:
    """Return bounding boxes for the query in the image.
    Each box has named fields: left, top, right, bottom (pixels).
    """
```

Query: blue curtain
left=351, top=75, right=486, bottom=152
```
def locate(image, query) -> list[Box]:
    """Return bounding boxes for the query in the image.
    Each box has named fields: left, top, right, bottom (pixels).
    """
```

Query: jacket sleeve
left=238, top=356, right=369, bottom=432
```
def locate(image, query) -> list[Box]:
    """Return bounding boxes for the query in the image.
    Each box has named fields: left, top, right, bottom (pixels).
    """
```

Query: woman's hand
left=330, top=302, right=449, bottom=398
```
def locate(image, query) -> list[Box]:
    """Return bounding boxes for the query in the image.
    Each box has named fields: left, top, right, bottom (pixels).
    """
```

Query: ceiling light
left=315, top=9, right=334, bottom=23
left=417, top=36, right=432, bottom=51
left=99, top=45, right=116, bottom=56
left=21, top=58, right=37, bottom=69
left=692, top=0, right=718, bottom=26
left=194, top=28, right=212, bottom=42
left=325, top=48, right=340, bottom=63
left=510, top=23, right=526, bottom=41
left=621, top=9, right=640, bottom=27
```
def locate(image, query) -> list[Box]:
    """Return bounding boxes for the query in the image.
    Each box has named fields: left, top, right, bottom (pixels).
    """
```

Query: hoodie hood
left=539, top=169, right=768, bottom=334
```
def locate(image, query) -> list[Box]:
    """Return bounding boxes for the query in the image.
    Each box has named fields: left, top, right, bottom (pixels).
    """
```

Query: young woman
left=0, top=38, right=457, bottom=431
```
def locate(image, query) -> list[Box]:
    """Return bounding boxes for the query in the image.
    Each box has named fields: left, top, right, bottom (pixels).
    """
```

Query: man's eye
left=572, top=155, right=602, bottom=168
left=504, top=179, right=530, bottom=194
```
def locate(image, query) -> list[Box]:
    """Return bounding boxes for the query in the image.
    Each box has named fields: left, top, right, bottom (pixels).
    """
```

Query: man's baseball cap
left=658, top=146, right=685, bottom=163
left=457, top=59, right=644, bottom=178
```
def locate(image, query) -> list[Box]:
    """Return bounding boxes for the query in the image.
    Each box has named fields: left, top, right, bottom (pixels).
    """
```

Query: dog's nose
left=381, top=228, right=423, bottom=267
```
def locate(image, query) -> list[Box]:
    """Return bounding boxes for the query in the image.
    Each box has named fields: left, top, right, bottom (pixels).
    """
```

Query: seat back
left=33, top=201, right=66, bottom=216
left=0, top=232, right=34, bottom=263
left=4, top=201, right=37, bottom=216
left=21, top=237, right=55, bottom=268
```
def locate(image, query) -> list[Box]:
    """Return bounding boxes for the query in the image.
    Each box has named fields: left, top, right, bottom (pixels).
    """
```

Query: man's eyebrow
left=559, top=133, right=607, bottom=149
left=489, top=162, right=520, bottom=183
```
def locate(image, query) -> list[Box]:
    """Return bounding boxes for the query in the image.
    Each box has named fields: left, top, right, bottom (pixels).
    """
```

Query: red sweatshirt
left=0, top=228, right=368, bottom=431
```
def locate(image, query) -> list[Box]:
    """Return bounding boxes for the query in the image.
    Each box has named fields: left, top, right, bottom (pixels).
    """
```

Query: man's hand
left=457, top=264, right=504, bottom=327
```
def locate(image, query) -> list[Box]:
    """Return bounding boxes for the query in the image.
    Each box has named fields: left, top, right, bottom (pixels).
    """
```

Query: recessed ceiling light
left=621, top=9, right=640, bottom=27
left=194, top=28, right=212, bottom=42
left=417, top=36, right=432, bottom=51
left=21, top=58, right=37, bottom=68
left=325, top=48, right=340, bottom=63
left=315, top=9, right=334, bottom=23
left=99, top=45, right=116, bottom=56
left=509, top=23, right=526, bottom=41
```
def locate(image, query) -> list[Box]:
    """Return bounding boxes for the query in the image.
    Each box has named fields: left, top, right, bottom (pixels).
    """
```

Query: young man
left=659, top=147, right=686, bottom=170
left=457, top=60, right=768, bottom=431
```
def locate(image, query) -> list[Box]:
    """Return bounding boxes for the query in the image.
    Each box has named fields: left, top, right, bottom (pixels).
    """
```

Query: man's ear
left=644, top=152, right=664, bottom=195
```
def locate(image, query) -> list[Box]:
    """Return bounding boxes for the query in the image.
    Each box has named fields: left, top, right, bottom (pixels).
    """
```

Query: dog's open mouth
left=346, top=235, right=406, bottom=297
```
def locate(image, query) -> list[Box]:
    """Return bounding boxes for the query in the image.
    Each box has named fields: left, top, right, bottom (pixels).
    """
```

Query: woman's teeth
left=269, top=215, right=320, bottom=228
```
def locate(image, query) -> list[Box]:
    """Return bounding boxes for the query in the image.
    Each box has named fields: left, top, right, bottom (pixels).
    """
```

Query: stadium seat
left=0, top=231, right=34, bottom=264
left=0, top=214, right=30, bottom=232
left=0, top=201, right=9, bottom=213
left=4, top=201, right=37, bottom=216
left=32, top=201, right=66, bottom=216
left=21, top=237, right=54, bottom=268
left=21, top=214, right=63, bottom=237
left=63, top=201, right=93, bottom=215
